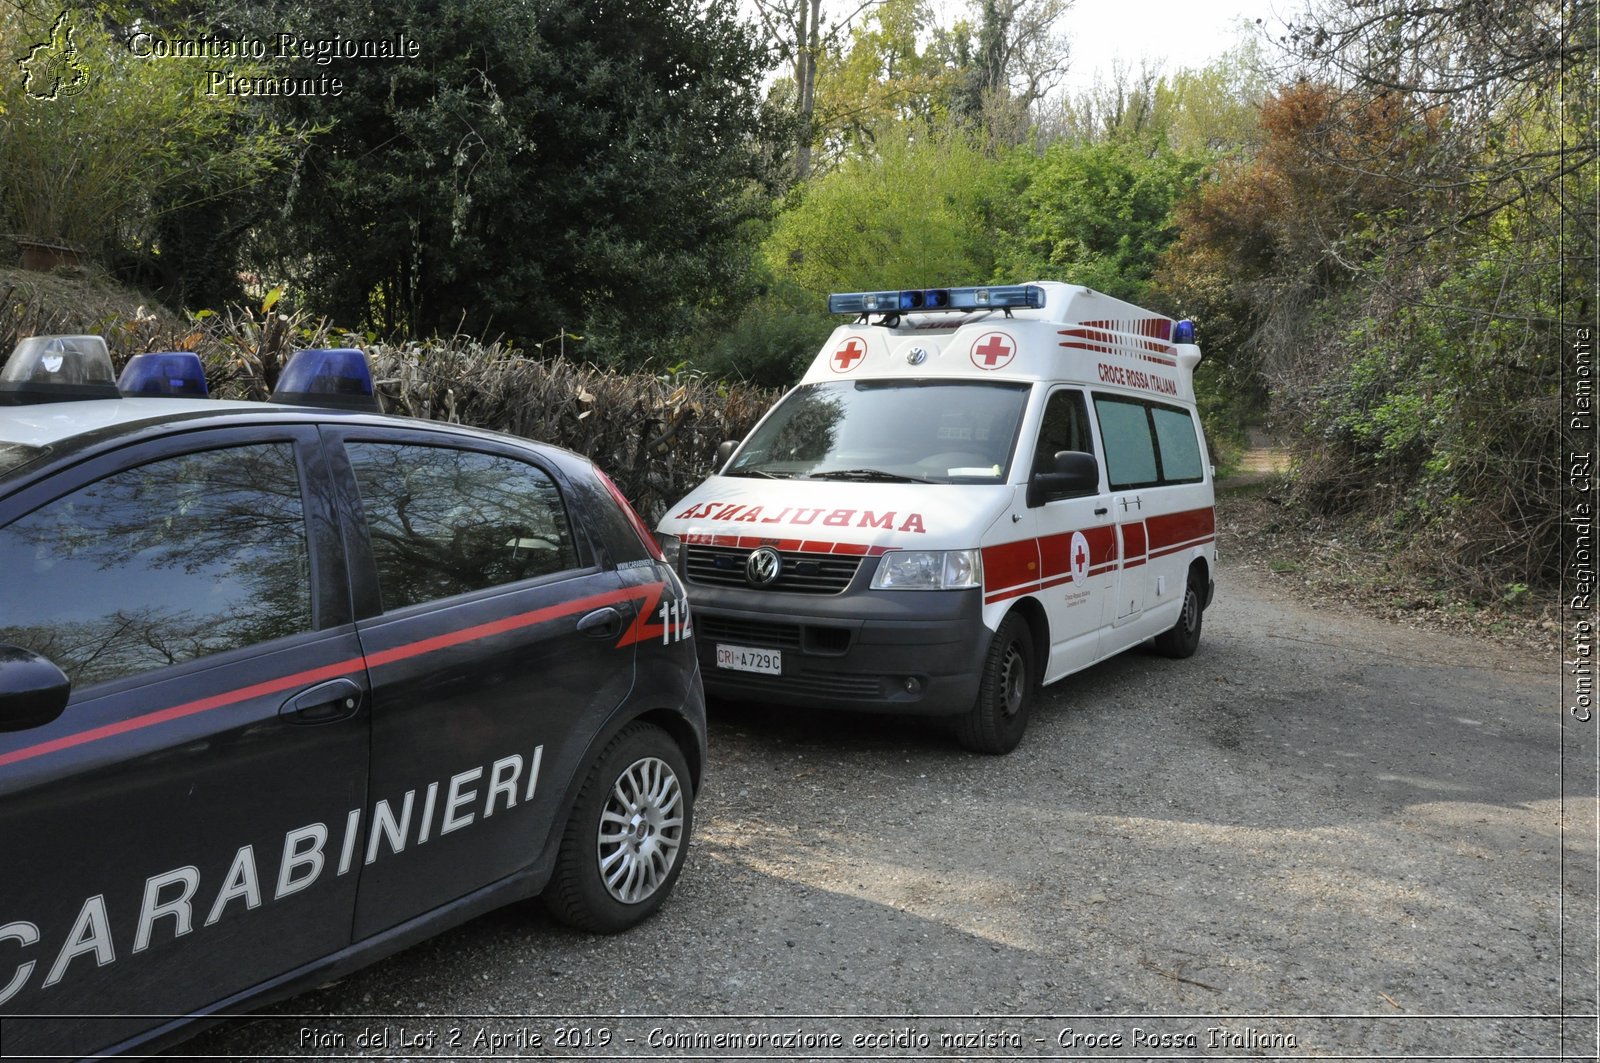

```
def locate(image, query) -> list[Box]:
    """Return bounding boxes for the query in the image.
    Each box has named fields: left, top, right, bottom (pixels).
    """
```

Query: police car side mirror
left=0, top=645, right=71, bottom=732
left=1027, top=451, right=1099, bottom=508
left=714, top=439, right=738, bottom=473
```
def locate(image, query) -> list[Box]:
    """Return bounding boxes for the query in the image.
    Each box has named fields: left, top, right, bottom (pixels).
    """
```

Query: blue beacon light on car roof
left=270, top=348, right=379, bottom=412
left=827, top=285, right=1046, bottom=316
left=118, top=352, right=209, bottom=397
left=1173, top=319, right=1196, bottom=344
left=0, top=335, right=121, bottom=404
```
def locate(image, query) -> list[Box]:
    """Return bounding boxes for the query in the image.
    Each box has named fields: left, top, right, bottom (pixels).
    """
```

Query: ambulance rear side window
left=1093, top=396, right=1205, bottom=488
left=1151, top=406, right=1204, bottom=482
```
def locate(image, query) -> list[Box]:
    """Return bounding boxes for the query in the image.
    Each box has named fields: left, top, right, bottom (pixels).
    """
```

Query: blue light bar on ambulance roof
left=118, top=352, right=209, bottom=398
left=827, top=285, right=1046, bottom=316
left=0, top=335, right=120, bottom=405
left=1173, top=319, right=1196, bottom=344
left=270, top=348, right=379, bottom=411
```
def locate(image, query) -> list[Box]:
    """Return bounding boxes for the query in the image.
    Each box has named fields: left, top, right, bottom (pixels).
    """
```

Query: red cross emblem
left=1068, top=531, right=1091, bottom=583
left=970, top=332, right=1015, bottom=370
left=832, top=338, right=866, bottom=372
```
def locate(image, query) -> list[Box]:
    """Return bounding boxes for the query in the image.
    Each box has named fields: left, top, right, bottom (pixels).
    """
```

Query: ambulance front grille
left=684, top=545, right=862, bottom=594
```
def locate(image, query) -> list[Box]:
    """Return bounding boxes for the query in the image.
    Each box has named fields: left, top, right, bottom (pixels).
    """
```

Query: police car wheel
left=546, top=722, right=694, bottom=933
left=957, top=613, right=1034, bottom=755
left=1153, top=572, right=1204, bottom=659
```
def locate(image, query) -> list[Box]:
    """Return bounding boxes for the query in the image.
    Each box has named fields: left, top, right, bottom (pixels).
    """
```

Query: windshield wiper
left=725, top=469, right=793, bottom=479
left=805, top=468, right=937, bottom=484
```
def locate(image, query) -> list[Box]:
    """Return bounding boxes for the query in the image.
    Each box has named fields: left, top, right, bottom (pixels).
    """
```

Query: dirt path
left=180, top=556, right=1593, bottom=1061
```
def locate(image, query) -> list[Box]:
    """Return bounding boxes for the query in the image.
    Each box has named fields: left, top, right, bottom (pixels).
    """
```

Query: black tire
left=545, top=722, right=694, bottom=933
left=956, top=613, right=1034, bottom=755
left=1153, top=570, right=1205, bottom=659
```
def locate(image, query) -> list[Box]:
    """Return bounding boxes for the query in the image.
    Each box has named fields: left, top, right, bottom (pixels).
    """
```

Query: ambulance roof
left=802, top=281, right=1201, bottom=402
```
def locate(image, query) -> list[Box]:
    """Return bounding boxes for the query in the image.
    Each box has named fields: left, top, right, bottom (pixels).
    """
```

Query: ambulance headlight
left=656, top=533, right=682, bottom=567
left=871, top=549, right=983, bottom=590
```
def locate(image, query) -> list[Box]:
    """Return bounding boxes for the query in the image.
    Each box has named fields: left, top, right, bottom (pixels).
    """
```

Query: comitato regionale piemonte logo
left=19, top=11, right=92, bottom=101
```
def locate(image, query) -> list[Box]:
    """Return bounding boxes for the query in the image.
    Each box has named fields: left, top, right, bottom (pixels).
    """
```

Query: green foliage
left=993, top=142, right=1205, bottom=301
left=239, top=0, right=783, bottom=357
left=0, top=2, right=304, bottom=256
left=763, top=125, right=1006, bottom=297
left=694, top=277, right=835, bottom=387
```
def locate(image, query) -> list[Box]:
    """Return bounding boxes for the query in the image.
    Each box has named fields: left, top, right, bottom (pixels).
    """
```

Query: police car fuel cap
left=0, top=335, right=120, bottom=404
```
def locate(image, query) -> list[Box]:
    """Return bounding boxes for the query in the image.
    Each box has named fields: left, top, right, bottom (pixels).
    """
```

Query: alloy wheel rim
left=597, top=756, right=684, bottom=903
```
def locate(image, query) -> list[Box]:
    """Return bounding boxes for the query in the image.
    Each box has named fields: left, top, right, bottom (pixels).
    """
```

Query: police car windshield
left=727, top=380, right=1029, bottom=484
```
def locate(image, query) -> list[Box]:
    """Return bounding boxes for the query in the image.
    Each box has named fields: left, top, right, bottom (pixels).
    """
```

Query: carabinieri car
left=0, top=337, right=704, bottom=1060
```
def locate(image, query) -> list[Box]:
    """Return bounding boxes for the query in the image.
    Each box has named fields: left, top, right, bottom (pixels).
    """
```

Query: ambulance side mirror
left=714, top=439, right=739, bottom=472
left=1028, top=451, right=1099, bottom=507
left=0, top=644, right=71, bottom=732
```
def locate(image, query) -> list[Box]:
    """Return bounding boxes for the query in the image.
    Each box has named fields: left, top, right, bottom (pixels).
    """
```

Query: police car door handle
left=280, top=677, right=364, bottom=725
left=577, top=607, right=623, bottom=639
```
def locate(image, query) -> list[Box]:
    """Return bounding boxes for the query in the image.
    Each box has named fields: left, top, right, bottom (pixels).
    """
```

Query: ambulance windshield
left=726, top=380, right=1029, bottom=484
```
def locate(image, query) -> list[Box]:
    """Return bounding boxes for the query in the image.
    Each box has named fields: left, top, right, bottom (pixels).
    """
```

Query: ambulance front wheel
left=1153, top=569, right=1205, bottom=659
left=957, top=613, right=1034, bottom=755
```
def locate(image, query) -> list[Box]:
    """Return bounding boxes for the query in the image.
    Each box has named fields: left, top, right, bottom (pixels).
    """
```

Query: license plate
left=715, top=644, right=781, bottom=675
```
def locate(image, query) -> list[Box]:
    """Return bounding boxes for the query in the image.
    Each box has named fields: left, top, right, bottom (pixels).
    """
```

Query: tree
left=949, top=0, right=1071, bottom=147
left=241, top=0, right=783, bottom=357
left=993, top=141, right=1203, bottom=301
left=1157, top=0, right=1595, bottom=588
left=0, top=2, right=304, bottom=271
left=763, top=125, right=1004, bottom=297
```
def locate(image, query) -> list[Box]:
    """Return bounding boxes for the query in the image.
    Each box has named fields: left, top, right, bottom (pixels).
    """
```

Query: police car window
left=1033, top=390, right=1093, bottom=475
left=1151, top=405, right=1204, bottom=482
left=346, top=443, right=579, bottom=611
left=0, top=443, right=312, bottom=688
left=1092, top=396, right=1159, bottom=488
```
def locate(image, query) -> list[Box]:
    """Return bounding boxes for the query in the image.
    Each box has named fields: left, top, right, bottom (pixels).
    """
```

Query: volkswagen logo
left=745, top=546, right=783, bottom=587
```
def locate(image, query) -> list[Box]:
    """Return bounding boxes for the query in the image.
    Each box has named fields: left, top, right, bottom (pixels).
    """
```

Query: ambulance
left=655, top=282, right=1216, bottom=754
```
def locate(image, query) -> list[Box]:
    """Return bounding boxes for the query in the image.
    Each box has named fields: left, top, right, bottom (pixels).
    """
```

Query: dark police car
left=0, top=337, right=705, bottom=1060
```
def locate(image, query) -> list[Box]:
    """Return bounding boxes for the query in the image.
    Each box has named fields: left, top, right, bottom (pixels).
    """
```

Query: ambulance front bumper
left=685, top=585, right=990, bottom=715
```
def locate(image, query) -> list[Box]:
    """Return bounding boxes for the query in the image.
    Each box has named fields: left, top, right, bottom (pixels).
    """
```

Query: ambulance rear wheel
left=545, top=722, right=694, bottom=933
left=958, top=613, right=1034, bottom=755
left=1153, top=571, right=1204, bottom=659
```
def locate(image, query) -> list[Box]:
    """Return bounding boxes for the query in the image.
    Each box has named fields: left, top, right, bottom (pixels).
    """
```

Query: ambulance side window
left=0, top=443, right=313, bottom=688
left=346, top=442, right=579, bottom=612
left=1032, top=389, right=1094, bottom=475
left=1093, top=396, right=1159, bottom=488
left=1151, top=405, right=1204, bottom=482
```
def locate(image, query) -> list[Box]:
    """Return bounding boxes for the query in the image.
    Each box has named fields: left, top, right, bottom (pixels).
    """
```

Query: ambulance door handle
left=577, top=607, right=623, bottom=639
left=280, top=677, right=363, bottom=725
left=1094, top=506, right=1109, bottom=516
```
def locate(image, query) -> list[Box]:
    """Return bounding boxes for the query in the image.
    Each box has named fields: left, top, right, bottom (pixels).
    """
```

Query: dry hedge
left=0, top=283, right=779, bottom=520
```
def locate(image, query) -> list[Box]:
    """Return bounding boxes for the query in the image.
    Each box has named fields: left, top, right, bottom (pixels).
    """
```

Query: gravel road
left=178, top=561, right=1596, bottom=1061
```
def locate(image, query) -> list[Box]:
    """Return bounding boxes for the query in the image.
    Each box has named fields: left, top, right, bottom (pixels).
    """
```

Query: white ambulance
left=655, top=282, right=1216, bottom=753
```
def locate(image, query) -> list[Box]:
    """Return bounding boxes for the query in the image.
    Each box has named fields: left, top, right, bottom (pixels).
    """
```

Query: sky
left=1049, top=0, right=1288, bottom=92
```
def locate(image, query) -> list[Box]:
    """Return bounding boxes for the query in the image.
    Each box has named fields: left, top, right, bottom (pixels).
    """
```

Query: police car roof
left=0, top=398, right=589, bottom=481
left=0, top=398, right=263, bottom=449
